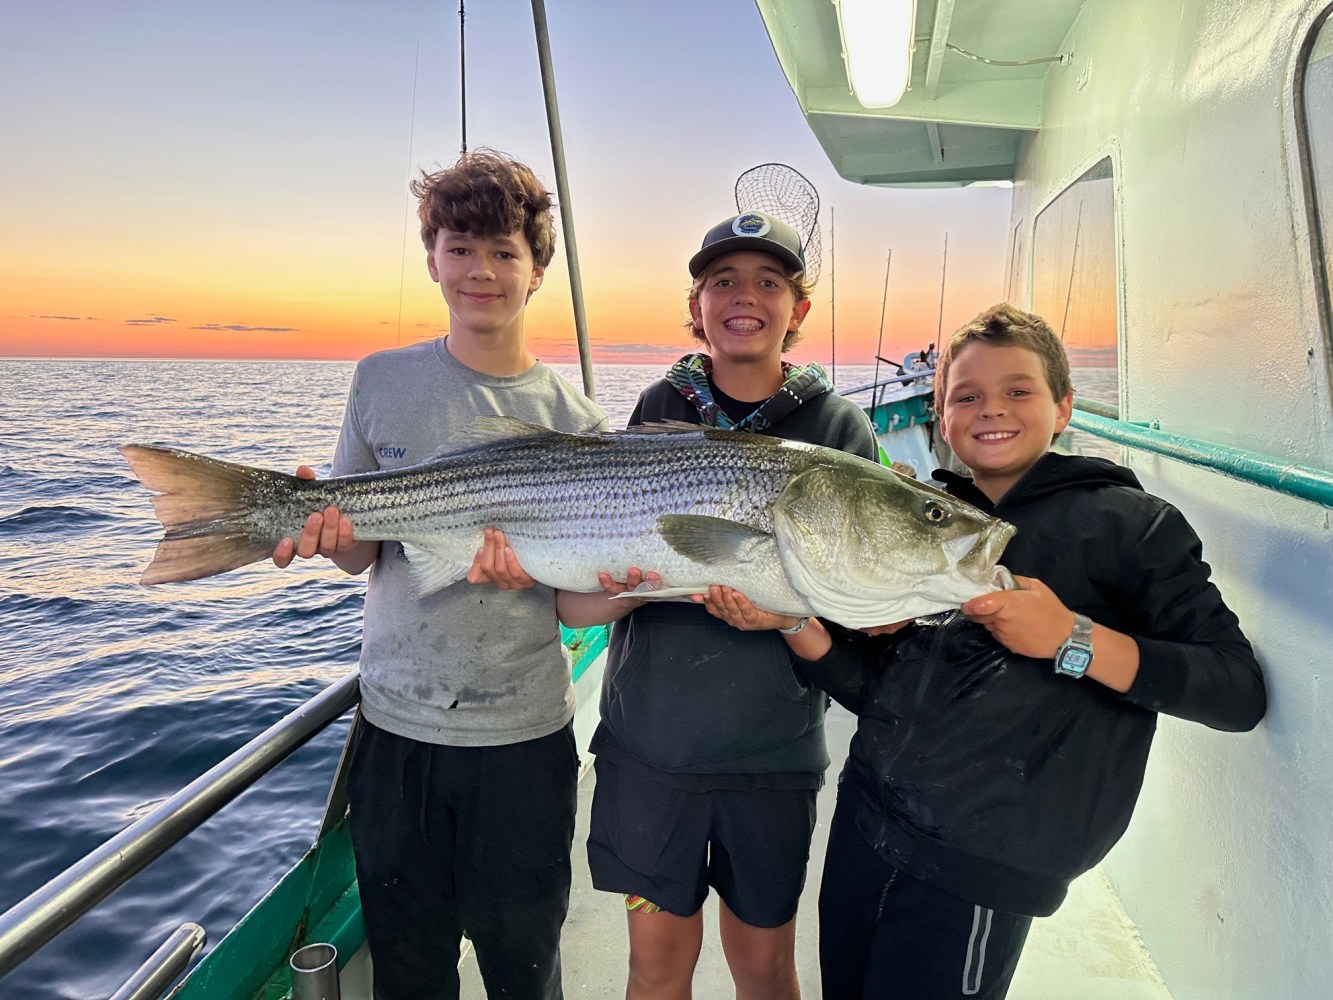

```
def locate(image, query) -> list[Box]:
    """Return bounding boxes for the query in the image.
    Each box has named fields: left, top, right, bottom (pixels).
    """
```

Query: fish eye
left=924, top=505, right=948, bottom=524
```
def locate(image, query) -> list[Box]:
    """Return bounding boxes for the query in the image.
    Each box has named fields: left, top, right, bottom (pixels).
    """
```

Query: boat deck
left=338, top=705, right=1173, bottom=998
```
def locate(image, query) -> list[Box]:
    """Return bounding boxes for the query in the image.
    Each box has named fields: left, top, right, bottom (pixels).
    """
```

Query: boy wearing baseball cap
left=558, top=210, right=878, bottom=998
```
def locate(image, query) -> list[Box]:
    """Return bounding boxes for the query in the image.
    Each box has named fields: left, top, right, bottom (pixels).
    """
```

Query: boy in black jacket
left=698, top=302, right=1266, bottom=999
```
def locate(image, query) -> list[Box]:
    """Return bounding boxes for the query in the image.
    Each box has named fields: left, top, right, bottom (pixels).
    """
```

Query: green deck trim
left=562, top=624, right=609, bottom=684
left=866, top=394, right=935, bottom=436
left=1070, top=411, right=1333, bottom=508
left=172, top=821, right=359, bottom=1000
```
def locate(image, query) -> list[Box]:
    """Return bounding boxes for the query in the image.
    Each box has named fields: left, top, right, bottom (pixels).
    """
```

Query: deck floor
left=340, top=705, right=1173, bottom=998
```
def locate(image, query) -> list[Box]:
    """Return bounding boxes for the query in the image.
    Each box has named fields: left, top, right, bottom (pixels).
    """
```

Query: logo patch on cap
left=732, top=213, right=771, bottom=237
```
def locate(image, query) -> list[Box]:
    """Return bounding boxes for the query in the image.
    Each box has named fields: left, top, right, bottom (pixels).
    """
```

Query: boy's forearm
left=1082, top=623, right=1141, bottom=693
left=557, top=589, right=642, bottom=627
left=329, top=540, right=379, bottom=576
left=791, top=622, right=874, bottom=714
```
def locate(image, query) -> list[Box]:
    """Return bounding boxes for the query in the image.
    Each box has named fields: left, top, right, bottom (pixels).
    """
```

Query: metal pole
left=936, top=232, right=949, bottom=342
left=530, top=0, right=597, bottom=401
left=0, top=671, right=361, bottom=979
left=872, top=250, right=892, bottom=410
left=828, top=206, right=837, bottom=384
left=459, top=1, right=467, bottom=154
left=109, top=923, right=206, bottom=1000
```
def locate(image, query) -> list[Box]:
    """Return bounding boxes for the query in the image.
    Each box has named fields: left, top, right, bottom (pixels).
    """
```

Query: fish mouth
left=949, top=519, right=1017, bottom=580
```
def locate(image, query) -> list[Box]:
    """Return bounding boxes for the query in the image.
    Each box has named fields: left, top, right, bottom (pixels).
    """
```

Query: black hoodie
left=799, top=452, right=1266, bottom=916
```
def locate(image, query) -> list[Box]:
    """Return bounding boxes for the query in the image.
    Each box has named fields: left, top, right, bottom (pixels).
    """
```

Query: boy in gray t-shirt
left=274, top=150, right=606, bottom=1000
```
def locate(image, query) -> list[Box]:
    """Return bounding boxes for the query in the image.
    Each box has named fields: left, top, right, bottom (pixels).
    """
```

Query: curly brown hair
left=934, top=303, right=1073, bottom=414
left=410, top=149, right=556, bottom=267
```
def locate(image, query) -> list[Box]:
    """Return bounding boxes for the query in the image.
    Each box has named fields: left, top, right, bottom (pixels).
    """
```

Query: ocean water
left=0, top=357, right=1117, bottom=997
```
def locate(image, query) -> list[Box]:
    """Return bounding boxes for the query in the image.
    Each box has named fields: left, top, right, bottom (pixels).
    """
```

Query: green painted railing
left=561, top=624, right=609, bottom=683
left=1069, top=408, right=1333, bottom=509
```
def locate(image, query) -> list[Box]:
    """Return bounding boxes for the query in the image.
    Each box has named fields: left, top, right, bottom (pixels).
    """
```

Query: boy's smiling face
left=427, top=228, right=544, bottom=340
left=689, top=251, right=810, bottom=368
left=939, top=342, right=1073, bottom=502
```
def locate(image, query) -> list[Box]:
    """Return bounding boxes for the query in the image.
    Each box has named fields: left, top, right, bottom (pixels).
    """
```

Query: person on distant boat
left=271, top=150, right=607, bottom=1000
left=554, top=211, right=878, bottom=1000
left=699, top=303, right=1267, bottom=1000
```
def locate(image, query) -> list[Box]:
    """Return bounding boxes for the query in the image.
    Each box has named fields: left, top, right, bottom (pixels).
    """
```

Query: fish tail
left=120, top=444, right=295, bottom=584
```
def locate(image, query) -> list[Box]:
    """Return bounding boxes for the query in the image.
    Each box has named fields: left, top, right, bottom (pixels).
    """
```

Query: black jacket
left=799, top=453, right=1266, bottom=915
left=590, top=377, right=879, bottom=788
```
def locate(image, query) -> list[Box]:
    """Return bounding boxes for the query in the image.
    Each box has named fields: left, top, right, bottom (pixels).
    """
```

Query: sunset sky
left=0, top=0, right=1015, bottom=367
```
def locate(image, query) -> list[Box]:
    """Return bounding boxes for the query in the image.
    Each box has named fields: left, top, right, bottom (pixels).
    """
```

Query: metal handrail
left=1069, top=410, right=1333, bottom=509
left=109, top=922, right=206, bottom=1000
left=0, top=670, right=361, bottom=979
left=839, top=366, right=937, bottom=397
left=1072, top=397, right=1119, bottom=420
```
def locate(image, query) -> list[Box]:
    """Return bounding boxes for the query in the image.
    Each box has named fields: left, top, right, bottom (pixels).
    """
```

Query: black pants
left=819, top=791, right=1031, bottom=999
left=348, top=718, right=579, bottom=1000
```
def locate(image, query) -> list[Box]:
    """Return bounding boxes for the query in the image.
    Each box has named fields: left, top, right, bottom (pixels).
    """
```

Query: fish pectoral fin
left=613, top=581, right=704, bottom=602
left=657, top=514, right=774, bottom=565
left=401, top=541, right=474, bottom=595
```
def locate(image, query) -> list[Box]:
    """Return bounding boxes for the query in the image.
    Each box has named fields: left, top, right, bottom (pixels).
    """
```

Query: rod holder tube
left=290, top=942, right=341, bottom=1000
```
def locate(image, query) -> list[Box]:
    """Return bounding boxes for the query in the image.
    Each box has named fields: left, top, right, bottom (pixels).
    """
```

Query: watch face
left=1058, top=647, right=1092, bottom=674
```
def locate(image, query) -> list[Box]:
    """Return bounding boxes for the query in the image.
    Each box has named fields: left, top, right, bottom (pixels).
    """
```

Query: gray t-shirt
left=332, top=338, right=608, bottom=746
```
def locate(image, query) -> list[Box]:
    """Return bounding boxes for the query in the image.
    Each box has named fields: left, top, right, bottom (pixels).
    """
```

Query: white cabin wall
left=1009, top=1, right=1333, bottom=997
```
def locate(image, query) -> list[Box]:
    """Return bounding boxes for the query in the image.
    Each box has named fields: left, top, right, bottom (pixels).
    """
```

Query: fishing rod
left=872, top=250, right=891, bottom=411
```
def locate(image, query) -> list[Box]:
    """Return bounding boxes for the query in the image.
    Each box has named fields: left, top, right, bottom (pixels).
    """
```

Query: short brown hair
left=684, top=263, right=815, bottom=352
left=410, top=149, right=556, bottom=267
left=934, top=303, right=1073, bottom=413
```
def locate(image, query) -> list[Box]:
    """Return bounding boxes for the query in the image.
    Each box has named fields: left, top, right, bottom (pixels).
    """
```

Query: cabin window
left=1032, top=157, right=1120, bottom=461
left=1300, top=11, right=1333, bottom=342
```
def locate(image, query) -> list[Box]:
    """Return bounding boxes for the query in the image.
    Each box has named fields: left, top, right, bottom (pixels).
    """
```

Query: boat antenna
left=1060, top=199, right=1085, bottom=339
left=936, top=232, right=949, bottom=342
left=873, top=249, right=892, bottom=409
left=395, top=0, right=428, bottom=348
left=459, top=1, right=467, bottom=153
left=531, top=0, right=596, bottom=399
left=829, top=206, right=836, bottom=383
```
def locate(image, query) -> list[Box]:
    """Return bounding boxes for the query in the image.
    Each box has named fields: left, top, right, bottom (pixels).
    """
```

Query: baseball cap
left=688, top=211, right=805, bottom=278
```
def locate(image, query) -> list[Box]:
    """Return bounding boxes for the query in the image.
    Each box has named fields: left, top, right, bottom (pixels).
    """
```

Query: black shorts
left=586, top=755, right=817, bottom=928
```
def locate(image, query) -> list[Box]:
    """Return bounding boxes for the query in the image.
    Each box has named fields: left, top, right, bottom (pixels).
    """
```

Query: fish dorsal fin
left=461, top=415, right=562, bottom=446
left=656, top=514, right=774, bottom=565
left=400, top=541, right=474, bottom=595
left=622, top=420, right=706, bottom=435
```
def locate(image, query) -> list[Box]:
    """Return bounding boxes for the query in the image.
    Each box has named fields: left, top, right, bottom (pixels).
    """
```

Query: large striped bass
left=121, top=418, right=1015, bottom=627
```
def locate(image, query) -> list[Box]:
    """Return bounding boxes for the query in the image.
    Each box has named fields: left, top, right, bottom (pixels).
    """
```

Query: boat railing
left=109, top=922, right=206, bottom=1000
left=837, top=366, right=937, bottom=398
left=0, top=669, right=362, bottom=985
left=1070, top=402, right=1333, bottom=509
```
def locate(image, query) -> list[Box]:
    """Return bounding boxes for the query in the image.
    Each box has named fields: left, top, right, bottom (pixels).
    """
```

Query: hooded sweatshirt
left=589, top=355, right=879, bottom=789
left=799, top=452, right=1266, bottom=915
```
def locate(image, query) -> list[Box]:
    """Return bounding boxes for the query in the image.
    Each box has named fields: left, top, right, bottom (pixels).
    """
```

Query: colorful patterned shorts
left=624, top=894, right=663, bottom=914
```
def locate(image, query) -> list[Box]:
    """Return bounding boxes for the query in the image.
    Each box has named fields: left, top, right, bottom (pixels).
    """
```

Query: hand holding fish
left=556, top=567, right=661, bottom=627
left=467, top=527, right=537, bottom=590
left=694, top=585, right=799, bottom=632
left=961, top=575, right=1072, bottom=658
left=271, top=466, right=367, bottom=571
